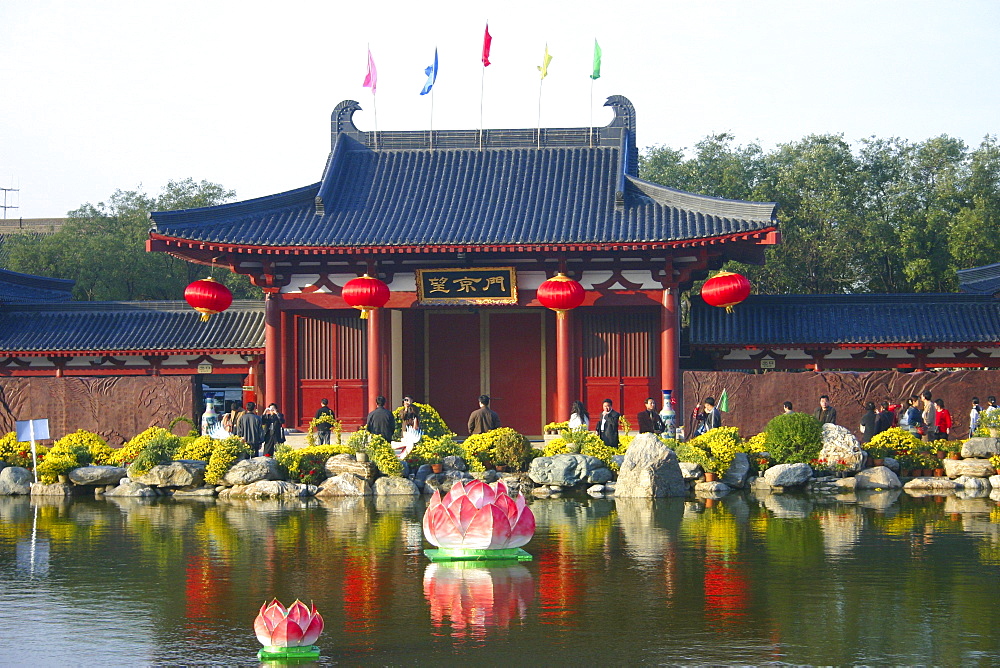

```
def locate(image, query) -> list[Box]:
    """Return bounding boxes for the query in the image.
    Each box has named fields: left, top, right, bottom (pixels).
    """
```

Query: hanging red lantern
left=184, top=277, right=233, bottom=322
left=342, top=274, right=390, bottom=319
left=701, top=271, right=751, bottom=313
left=536, top=273, right=585, bottom=318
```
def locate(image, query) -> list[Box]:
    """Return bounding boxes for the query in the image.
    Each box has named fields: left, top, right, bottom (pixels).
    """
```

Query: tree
left=5, top=179, right=261, bottom=301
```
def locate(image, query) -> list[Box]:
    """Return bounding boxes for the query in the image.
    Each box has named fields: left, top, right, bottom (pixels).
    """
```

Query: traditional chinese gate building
left=148, top=96, right=780, bottom=436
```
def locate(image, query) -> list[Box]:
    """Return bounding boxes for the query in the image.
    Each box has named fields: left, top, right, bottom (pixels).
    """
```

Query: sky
left=1, top=0, right=998, bottom=219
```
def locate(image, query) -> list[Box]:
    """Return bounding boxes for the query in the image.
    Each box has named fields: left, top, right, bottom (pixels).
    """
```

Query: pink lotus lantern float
left=423, top=480, right=535, bottom=562
left=253, top=599, right=324, bottom=661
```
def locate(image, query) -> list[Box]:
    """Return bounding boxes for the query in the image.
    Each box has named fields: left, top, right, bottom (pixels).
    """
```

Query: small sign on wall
left=760, top=358, right=776, bottom=369
left=417, top=267, right=518, bottom=305
left=197, top=363, right=214, bottom=374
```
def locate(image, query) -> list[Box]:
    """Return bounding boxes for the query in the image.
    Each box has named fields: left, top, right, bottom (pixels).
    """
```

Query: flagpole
left=589, top=79, right=594, bottom=148
left=537, top=77, right=543, bottom=149
left=479, top=66, right=485, bottom=151
left=430, top=88, right=435, bottom=150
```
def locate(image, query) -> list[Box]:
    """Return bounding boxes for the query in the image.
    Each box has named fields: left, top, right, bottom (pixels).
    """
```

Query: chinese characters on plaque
left=417, top=267, right=518, bottom=305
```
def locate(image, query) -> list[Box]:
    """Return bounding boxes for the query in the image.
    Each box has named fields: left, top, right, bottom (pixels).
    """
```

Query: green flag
left=590, top=40, right=601, bottom=80
left=538, top=44, right=552, bottom=79
left=718, top=389, right=729, bottom=412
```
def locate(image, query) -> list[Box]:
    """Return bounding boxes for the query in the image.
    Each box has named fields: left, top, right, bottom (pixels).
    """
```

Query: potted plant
left=426, top=456, right=443, bottom=474
left=866, top=444, right=891, bottom=466
left=945, top=440, right=962, bottom=460
left=980, top=409, right=1000, bottom=438
left=493, top=429, right=530, bottom=472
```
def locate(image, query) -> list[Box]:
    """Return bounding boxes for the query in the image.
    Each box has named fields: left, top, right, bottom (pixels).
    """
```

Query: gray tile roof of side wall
left=957, top=263, right=1000, bottom=295
left=690, top=293, right=1000, bottom=346
left=0, top=268, right=75, bottom=303
left=0, top=301, right=264, bottom=353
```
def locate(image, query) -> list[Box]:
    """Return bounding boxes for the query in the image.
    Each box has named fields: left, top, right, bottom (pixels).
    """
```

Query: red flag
left=482, top=24, right=492, bottom=67
left=363, top=48, right=377, bottom=94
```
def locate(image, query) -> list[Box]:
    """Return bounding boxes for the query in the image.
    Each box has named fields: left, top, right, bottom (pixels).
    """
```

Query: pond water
left=1, top=489, right=999, bottom=666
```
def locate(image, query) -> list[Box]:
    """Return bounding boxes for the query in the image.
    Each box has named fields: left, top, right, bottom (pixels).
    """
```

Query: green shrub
left=347, top=429, right=402, bottom=477
left=392, top=402, right=454, bottom=440
left=35, top=432, right=102, bottom=483
left=305, top=414, right=343, bottom=447
left=175, top=435, right=217, bottom=461
left=763, top=413, right=823, bottom=465
left=109, top=427, right=168, bottom=467
left=464, top=428, right=530, bottom=471
left=53, top=430, right=112, bottom=465
left=867, top=427, right=922, bottom=458
left=409, top=435, right=466, bottom=467
left=129, top=431, right=180, bottom=476
left=275, top=443, right=352, bottom=481
left=542, top=430, right=622, bottom=471
left=205, top=436, right=253, bottom=484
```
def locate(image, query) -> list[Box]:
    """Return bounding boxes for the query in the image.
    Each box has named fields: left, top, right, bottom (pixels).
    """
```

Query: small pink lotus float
left=253, top=598, right=324, bottom=661
left=423, top=479, right=535, bottom=562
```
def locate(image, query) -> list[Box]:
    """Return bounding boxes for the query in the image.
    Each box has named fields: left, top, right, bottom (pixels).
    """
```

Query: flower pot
left=934, top=468, right=944, bottom=477
left=704, top=471, right=717, bottom=482
left=936, top=450, right=946, bottom=459
left=873, top=458, right=885, bottom=467
left=495, top=465, right=508, bottom=472
left=355, top=451, right=369, bottom=463
left=57, top=474, right=69, bottom=484
left=431, top=463, right=443, bottom=474
left=948, top=452, right=960, bottom=460
left=901, top=469, right=912, bottom=477
left=923, top=468, right=935, bottom=477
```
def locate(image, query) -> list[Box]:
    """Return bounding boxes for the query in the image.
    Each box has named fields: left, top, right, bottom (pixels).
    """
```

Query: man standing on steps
left=365, top=395, right=395, bottom=443
left=468, top=394, right=501, bottom=435
left=598, top=399, right=621, bottom=449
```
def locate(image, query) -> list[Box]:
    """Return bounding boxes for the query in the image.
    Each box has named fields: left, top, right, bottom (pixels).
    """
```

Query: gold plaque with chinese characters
left=416, top=267, right=518, bottom=305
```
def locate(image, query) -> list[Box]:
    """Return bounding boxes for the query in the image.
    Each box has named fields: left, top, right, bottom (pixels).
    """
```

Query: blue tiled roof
left=150, top=97, right=778, bottom=249
left=0, top=301, right=264, bottom=353
left=957, top=263, right=1000, bottom=296
left=0, top=268, right=74, bottom=304
left=690, top=293, right=1000, bottom=346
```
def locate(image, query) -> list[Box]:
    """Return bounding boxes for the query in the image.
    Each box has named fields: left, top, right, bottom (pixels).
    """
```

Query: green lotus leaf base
left=424, top=547, right=533, bottom=562
left=257, top=645, right=320, bottom=661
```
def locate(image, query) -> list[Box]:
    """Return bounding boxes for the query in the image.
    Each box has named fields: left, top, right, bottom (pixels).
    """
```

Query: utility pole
left=0, top=187, right=18, bottom=219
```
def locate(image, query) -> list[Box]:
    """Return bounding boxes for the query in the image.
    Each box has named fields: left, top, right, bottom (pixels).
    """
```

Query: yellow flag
left=537, top=43, right=552, bottom=79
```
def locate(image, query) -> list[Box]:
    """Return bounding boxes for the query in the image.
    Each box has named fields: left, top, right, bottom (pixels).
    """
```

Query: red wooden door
left=426, top=312, right=481, bottom=436
left=295, top=312, right=367, bottom=430
left=489, top=312, right=543, bottom=437
left=581, top=309, right=658, bottom=426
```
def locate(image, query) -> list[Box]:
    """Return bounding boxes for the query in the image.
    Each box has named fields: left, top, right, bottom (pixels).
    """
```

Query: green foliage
left=274, top=443, right=352, bottom=481
left=36, top=432, right=102, bottom=483
left=4, top=179, right=260, bottom=301
left=109, top=427, right=168, bottom=466
left=0, top=432, right=48, bottom=470
left=347, top=429, right=402, bottom=477
left=392, top=402, right=454, bottom=440
left=129, top=431, right=180, bottom=476
left=204, top=436, right=253, bottom=484
left=763, top=413, right=823, bottom=465
left=168, top=415, right=199, bottom=437
left=979, top=410, right=1000, bottom=430
left=867, top=427, right=923, bottom=458
left=543, top=430, right=623, bottom=472
left=174, top=435, right=216, bottom=461
left=305, top=414, right=343, bottom=447
left=409, top=435, right=466, bottom=467
left=463, top=428, right=530, bottom=471
left=544, top=421, right=569, bottom=433
left=990, top=454, right=1000, bottom=471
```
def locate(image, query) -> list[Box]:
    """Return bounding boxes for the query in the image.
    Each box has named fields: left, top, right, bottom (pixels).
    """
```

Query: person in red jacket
left=934, top=398, right=952, bottom=441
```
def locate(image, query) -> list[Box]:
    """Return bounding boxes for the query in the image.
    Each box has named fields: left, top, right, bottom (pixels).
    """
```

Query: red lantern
left=701, top=271, right=751, bottom=313
left=537, top=273, right=585, bottom=318
left=342, top=274, right=390, bottom=319
left=184, top=277, right=233, bottom=322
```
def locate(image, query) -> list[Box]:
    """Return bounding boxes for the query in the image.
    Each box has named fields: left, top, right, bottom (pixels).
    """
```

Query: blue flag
left=420, top=48, right=438, bottom=95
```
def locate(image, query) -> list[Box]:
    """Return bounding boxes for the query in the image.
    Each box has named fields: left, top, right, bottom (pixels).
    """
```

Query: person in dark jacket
left=260, top=403, right=285, bottom=457
left=814, top=395, right=837, bottom=424
left=314, top=398, right=335, bottom=445
left=874, top=401, right=894, bottom=435
left=234, top=401, right=265, bottom=455
left=637, top=398, right=664, bottom=434
left=365, top=395, right=395, bottom=443
left=859, top=401, right=877, bottom=443
left=597, top=399, right=621, bottom=448
left=468, top=395, right=501, bottom=435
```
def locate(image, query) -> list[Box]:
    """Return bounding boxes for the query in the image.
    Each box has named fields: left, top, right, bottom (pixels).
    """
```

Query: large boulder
left=587, top=467, right=615, bottom=484
left=30, top=482, right=76, bottom=496
left=0, top=466, right=32, bottom=495
left=220, top=480, right=311, bottom=499
left=903, top=477, right=960, bottom=491
left=172, top=486, right=217, bottom=498
left=442, top=456, right=468, bottom=472
left=722, top=452, right=752, bottom=489
left=961, top=437, right=1000, bottom=459
left=529, top=454, right=603, bottom=487
left=373, top=477, right=420, bottom=496
left=820, top=424, right=865, bottom=471
left=104, top=480, right=159, bottom=497
left=854, top=466, right=902, bottom=490
left=678, top=462, right=702, bottom=481
left=324, top=455, right=377, bottom=482
left=955, top=476, right=990, bottom=495
left=763, top=463, right=813, bottom=488
left=132, top=460, right=206, bottom=488
left=615, top=433, right=687, bottom=498
left=944, top=458, right=995, bottom=479
left=422, top=471, right=474, bottom=495
left=69, top=465, right=127, bottom=486
left=316, top=473, right=373, bottom=497
left=222, top=457, right=283, bottom=486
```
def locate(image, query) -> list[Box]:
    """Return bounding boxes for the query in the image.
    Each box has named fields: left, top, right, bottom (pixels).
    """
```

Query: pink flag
left=482, top=24, right=492, bottom=67
left=363, top=49, right=377, bottom=94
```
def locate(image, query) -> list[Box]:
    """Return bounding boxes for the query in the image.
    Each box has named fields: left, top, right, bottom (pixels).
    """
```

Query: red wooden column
left=264, top=292, right=281, bottom=407
left=660, top=285, right=680, bottom=410
left=367, top=307, right=383, bottom=412
left=555, top=310, right=574, bottom=423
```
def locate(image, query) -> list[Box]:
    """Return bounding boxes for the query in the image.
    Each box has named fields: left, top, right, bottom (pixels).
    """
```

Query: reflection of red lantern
left=342, top=274, right=390, bottom=319
left=701, top=271, right=751, bottom=313
left=536, top=273, right=585, bottom=318
left=184, top=277, right=233, bottom=322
